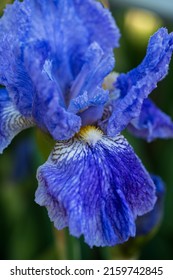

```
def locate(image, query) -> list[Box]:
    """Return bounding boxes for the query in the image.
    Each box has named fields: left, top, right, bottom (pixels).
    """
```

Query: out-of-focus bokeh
left=0, top=0, right=173, bottom=260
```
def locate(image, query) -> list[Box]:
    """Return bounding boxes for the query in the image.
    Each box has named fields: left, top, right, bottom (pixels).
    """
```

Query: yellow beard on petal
left=77, top=126, right=103, bottom=146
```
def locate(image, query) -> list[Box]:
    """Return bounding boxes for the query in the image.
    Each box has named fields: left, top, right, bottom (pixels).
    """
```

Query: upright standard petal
left=25, top=0, right=119, bottom=80
left=31, top=68, right=81, bottom=140
left=0, top=89, right=34, bottom=153
left=105, top=28, right=173, bottom=136
left=68, top=43, right=115, bottom=126
left=68, top=42, right=114, bottom=107
left=35, top=126, right=156, bottom=247
left=0, top=0, right=119, bottom=135
left=128, top=99, right=173, bottom=142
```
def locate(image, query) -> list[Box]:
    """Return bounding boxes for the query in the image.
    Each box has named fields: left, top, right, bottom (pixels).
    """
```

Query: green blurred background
left=0, top=0, right=173, bottom=260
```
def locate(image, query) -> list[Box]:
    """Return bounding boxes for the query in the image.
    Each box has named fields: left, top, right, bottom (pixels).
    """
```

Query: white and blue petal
left=128, top=99, right=173, bottom=142
left=35, top=126, right=156, bottom=247
left=104, top=28, right=173, bottom=136
left=136, top=175, right=165, bottom=236
left=0, top=89, right=34, bottom=153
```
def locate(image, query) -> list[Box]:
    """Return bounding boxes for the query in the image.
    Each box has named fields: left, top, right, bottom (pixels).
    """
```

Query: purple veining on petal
left=35, top=128, right=156, bottom=247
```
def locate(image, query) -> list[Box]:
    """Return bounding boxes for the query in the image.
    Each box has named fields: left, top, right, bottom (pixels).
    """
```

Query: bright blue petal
left=128, top=99, right=173, bottom=142
left=35, top=128, right=156, bottom=247
left=0, top=89, right=34, bottom=153
left=69, top=42, right=114, bottom=101
left=0, top=0, right=119, bottom=137
left=0, top=1, right=35, bottom=116
left=72, top=0, right=120, bottom=51
left=31, top=69, right=81, bottom=140
left=105, top=28, right=173, bottom=136
left=68, top=88, right=108, bottom=115
left=136, top=175, right=165, bottom=236
left=79, top=105, right=105, bottom=127
left=25, top=0, right=119, bottom=83
left=0, top=0, right=120, bottom=137
left=67, top=43, right=114, bottom=126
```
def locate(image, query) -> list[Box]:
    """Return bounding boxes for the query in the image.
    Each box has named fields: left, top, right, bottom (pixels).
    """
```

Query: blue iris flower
left=0, top=0, right=173, bottom=247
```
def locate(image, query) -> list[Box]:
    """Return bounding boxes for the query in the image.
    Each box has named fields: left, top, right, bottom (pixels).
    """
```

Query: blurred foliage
left=0, top=0, right=173, bottom=260
left=110, top=0, right=173, bottom=20
left=0, top=0, right=12, bottom=14
left=99, top=0, right=109, bottom=8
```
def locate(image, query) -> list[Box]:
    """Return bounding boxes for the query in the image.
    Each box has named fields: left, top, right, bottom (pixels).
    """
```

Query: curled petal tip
left=105, top=27, right=173, bottom=136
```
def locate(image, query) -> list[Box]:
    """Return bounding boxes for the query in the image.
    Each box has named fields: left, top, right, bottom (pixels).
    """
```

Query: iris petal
left=35, top=127, right=156, bottom=247
left=128, top=99, right=173, bottom=142
left=24, top=0, right=119, bottom=90
left=0, top=0, right=119, bottom=137
left=31, top=69, right=81, bottom=140
left=136, top=175, right=165, bottom=236
left=67, top=43, right=114, bottom=126
left=69, top=42, right=114, bottom=104
left=105, top=28, right=173, bottom=136
left=0, top=1, right=35, bottom=116
left=0, top=89, right=34, bottom=153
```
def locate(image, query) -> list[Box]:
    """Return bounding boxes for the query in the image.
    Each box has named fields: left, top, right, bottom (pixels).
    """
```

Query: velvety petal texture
left=30, top=68, right=82, bottom=140
left=30, top=42, right=114, bottom=139
left=0, top=0, right=172, bottom=249
left=103, top=28, right=173, bottom=136
left=128, top=99, right=173, bottom=142
left=0, top=89, right=34, bottom=153
left=0, top=0, right=120, bottom=140
left=68, top=43, right=114, bottom=113
left=0, top=1, right=35, bottom=117
left=136, top=175, right=165, bottom=236
left=35, top=126, right=156, bottom=247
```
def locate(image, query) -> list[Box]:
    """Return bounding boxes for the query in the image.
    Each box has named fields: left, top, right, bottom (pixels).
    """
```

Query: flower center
left=102, top=71, right=119, bottom=90
left=77, top=126, right=103, bottom=146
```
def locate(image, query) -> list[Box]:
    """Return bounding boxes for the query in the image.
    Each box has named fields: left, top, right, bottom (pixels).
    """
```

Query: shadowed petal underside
left=128, top=99, right=173, bottom=142
left=136, top=175, right=165, bottom=236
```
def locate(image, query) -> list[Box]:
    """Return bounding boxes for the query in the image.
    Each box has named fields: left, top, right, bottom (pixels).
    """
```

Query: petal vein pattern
left=0, top=0, right=120, bottom=140
left=0, top=89, right=34, bottom=153
left=36, top=127, right=156, bottom=247
left=128, top=99, right=173, bottom=142
left=105, top=28, right=173, bottom=136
